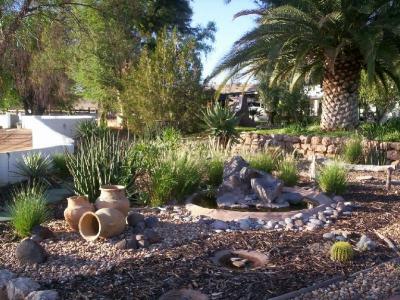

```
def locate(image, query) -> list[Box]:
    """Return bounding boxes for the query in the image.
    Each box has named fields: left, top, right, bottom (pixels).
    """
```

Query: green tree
left=359, top=70, right=400, bottom=122
left=211, top=1, right=400, bottom=131
left=257, top=75, right=310, bottom=125
left=122, top=29, right=205, bottom=134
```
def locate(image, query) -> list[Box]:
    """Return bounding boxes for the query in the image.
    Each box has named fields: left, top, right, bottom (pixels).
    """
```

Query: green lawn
left=236, top=124, right=356, bottom=138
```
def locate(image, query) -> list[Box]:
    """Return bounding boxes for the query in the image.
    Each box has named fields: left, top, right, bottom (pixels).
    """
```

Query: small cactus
left=330, top=241, right=354, bottom=262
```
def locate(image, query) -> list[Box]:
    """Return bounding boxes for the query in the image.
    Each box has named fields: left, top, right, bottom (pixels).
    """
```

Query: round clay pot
left=64, top=196, right=95, bottom=231
left=79, top=208, right=125, bottom=241
left=95, top=185, right=130, bottom=216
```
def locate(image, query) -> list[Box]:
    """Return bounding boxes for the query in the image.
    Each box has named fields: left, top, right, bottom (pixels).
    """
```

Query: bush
left=248, top=151, right=281, bottom=173
left=75, top=120, right=108, bottom=140
left=14, top=152, right=52, bottom=185
left=149, top=153, right=202, bottom=206
left=317, top=162, right=347, bottom=195
left=65, top=132, right=133, bottom=202
left=8, top=183, right=50, bottom=237
left=277, top=158, right=298, bottom=186
left=52, top=153, right=70, bottom=179
left=342, top=138, right=363, bottom=163
left=202, top=103, right=239, bottom=148
left=204, top=156, right=224, bottom=187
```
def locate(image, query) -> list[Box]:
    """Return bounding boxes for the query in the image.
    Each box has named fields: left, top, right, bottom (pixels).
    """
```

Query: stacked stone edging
left=232, top=132, right=400, bottom=161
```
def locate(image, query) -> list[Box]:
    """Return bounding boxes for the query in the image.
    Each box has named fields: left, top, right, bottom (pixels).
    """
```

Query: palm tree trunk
left=321, top=56, right=361, bottom=130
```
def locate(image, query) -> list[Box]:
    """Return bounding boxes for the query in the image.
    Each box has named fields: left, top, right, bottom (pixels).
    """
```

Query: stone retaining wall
left=232, top=132, right=400, bottom=162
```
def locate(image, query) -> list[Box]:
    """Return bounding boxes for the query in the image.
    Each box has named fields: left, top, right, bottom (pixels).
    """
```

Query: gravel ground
left=297, top=259, right=400, bottom=300
left=0, top=170, right=400, bottom=299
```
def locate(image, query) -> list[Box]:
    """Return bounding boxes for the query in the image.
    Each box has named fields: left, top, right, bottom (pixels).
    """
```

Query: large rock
left=222, top=156, right=249, bottom=180
left=126, top=212, right=145, bottom=227
left=216, top=191, right=247, bottom=208
left=239, top=167, right=262, bottom=184
left=31, top=225, right=54, bottom=241
left=7, top=277, right=40, bottom=300
left=26, top=290, right=59, bottom=300
left=276, top=191, right=303, bottom=205
left=251, top=177, right=283, bottom=203
left=15, top=239, right=47, bottom=265
left=0, top=269, right=17, bottom=300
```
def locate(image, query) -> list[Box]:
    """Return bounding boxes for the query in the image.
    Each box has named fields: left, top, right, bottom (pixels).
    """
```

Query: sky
left=190, top=0, right=259, bottom=83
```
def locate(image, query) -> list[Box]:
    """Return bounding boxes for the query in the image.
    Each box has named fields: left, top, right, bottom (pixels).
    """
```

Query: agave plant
left=14, top=152, right=53, bottom=185
left=202, top=103, right=239, bottom=148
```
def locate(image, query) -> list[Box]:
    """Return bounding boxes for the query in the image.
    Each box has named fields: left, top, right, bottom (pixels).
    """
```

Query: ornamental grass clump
left=330, top=241, right=354, bottom=262
left=14, top=152, right=53, bottom=185
left=248, top=150, right=282, bottom=173
left=342, top=137, right=363, bottom=164
left=8, top=182, right=50, bottom=237
left=317, top=162, right=347, bottom=195
left=204, top=155, right=224, bottom=187
left=277, top=157, right=298, bottom=187
left=52, top=153, right=70, bottom=179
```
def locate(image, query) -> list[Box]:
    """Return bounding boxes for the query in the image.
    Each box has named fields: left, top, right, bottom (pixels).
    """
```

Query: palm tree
left=211, top=1, right=400, bottom=130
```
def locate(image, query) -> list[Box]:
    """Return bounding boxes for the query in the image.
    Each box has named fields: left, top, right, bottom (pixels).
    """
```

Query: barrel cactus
left=330, top=241, right=354, bottom=262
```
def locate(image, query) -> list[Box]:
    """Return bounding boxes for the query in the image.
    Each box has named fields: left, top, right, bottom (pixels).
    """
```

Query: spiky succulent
left=330, top=241, right=354, bottom=262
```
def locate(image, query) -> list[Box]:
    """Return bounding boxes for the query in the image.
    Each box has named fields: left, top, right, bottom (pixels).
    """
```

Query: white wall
left=0, top=145, right=74, bottom=187
left=0, top=113, right=19, bottom=129
left=21, top=115, right=95, bottom=148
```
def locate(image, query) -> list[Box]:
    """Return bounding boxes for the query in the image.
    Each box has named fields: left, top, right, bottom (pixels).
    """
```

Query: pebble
left=211, top=220, right=229, bottom=230
left=323, top=232, right=335, bottom=240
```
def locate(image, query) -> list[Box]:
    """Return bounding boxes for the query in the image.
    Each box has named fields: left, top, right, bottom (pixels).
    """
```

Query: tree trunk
left=321, top=56, right=361, bottom=130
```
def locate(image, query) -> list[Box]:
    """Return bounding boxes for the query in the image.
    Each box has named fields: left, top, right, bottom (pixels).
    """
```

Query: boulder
left=251, top=177, right=283, bottom=203
left=115, top=238, right=138, bottom=250
left=7, top=277, right=40, bottom=300
left=15, top=239, right=47, bottom=265
left=276, top=191, right=303, bottom=205
left=126, top=212, right=145, bottom=227
left=0, top=269, right=17, bottom=300
left=143, top=229, right=162, bottom=244
left=216, top=191, right=246, bottom=209
left=144, top=216, right=159, bottom=228
left=26, top=290, right=60, bottom=300
left=239, top=167, right=261, bottom=184
left=222, top=156, right=249, bottom=179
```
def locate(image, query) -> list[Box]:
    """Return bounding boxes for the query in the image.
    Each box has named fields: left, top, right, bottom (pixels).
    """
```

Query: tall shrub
left=123, top=28, right=206, bottom=134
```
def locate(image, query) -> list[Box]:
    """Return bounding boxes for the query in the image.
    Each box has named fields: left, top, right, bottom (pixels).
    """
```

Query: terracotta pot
left=95, top=185, right=130, bottom=216
left=79, top=208, right=125, bottom=241
left=64, top=196, right=95, bottom=231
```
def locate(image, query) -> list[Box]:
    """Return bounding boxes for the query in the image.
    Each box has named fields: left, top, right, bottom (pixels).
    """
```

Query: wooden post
left=386, top=166, right=394, bottom=191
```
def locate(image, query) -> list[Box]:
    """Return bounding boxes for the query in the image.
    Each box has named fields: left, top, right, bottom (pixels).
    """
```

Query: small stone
left=286, top=223, right=294, bottom=230
left=115, top=239, right=138, bottom=250
left=356, top=234, right=376, bottom=251
left=231, top=258, right=248, bottom=268
left=126, top=212, right=145, bottom=227
left=15, top=239, right=47, bottom=265
left=26, top=290, right=60, bottom=300
left=342, top=211, right=352, bottom=216
left=211, top=220, right=229, bottom=230
left=238, top=219, right=251, bottom=230
left=0, top=269, right=17, bottom=299
left=294, top=219, right=304, bottom=227
left=293, top=213, right=304, bottom=219
left=284, top=218, right=292, bottom=225
left=144, top=229, right=162, bottom=244
left=323, top=232, right=335, bottom=240
left=137, top=238, right=149, bottom=248
left=356, top=175, right=374, bottom=181
left=309, top=219, right=323, bottom=226
left=333, top=196, right=344, bottom=202
left=7, top=277, right=40, bottom=300
left=144, top=216, right=159, bottom=228
left=336, top=235, right=346, bottom=241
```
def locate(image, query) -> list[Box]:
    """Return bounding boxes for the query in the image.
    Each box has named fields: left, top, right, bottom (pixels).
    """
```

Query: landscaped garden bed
left=1, top=166, right=400, bottom=299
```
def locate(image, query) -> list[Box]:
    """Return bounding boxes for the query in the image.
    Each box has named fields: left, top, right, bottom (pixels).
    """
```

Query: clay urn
left=64, top=195, right=95, bottom=231
left=95, top=185, right=130, bottom=216
left=79, top=208, right=125, bottom=241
